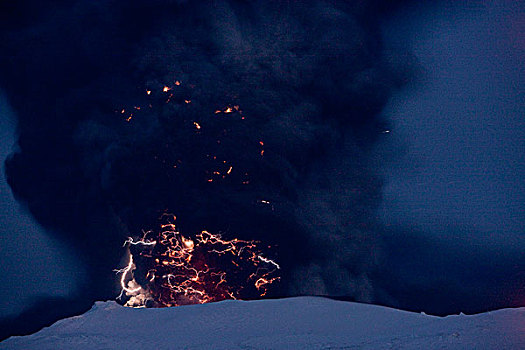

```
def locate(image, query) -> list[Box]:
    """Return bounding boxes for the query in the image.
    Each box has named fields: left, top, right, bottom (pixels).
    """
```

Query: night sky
left=0, top=0, right=523, bottom=340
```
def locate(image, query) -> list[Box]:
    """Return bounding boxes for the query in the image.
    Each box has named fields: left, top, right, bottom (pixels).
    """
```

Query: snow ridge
left=1, top=297, right=523, bottom=349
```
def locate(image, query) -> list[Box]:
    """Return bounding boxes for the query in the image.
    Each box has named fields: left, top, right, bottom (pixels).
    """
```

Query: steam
left=0, top=0, right=409, bottom=304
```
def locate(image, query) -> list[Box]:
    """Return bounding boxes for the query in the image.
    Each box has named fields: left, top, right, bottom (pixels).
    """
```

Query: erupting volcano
left=111, top=78, right=282, bottom=308
left=116, top=214, right=279, bottom=308
left=2, top=0, right=522, bottom=343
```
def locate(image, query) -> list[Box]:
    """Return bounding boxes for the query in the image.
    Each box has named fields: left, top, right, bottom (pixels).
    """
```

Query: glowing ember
left=163, top=86, right=171, bottom=92
left=116, top=215, right=279, bottom=308
left=214, top=106, right=237, bottom=114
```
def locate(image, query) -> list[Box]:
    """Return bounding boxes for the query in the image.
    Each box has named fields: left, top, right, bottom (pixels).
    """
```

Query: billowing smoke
left=0, top=0, right=414, bottom=334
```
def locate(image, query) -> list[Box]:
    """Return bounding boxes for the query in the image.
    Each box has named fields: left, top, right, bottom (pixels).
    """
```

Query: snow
left=1, top=297, right=523, bottom=349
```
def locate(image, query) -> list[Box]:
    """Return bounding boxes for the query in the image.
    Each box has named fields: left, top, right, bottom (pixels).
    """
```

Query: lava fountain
left=116, top=214, right=280, bottom=307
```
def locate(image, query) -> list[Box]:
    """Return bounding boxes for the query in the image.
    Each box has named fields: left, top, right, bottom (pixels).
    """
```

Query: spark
left=182, top=238, right=195, bottom=249
left=163, top=86, right=171, bottom=92
left=193, top=122, right=201, bottom=130
left=215, top=106, right=235, bottom=114
left=115, top=253, right=141, bottom=298
left=115, top=237, right=157, bottom=301
left=258, top=255, right=280, bottom=270
left=254, top=277, right=281, bottom=296
left=123, top=237, right=157, bottom=247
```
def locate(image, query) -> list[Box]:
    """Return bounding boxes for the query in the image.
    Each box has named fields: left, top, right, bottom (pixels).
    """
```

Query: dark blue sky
left=0, top=95, right=79, bottom=318
left=379, top=0, right=524, bottom=239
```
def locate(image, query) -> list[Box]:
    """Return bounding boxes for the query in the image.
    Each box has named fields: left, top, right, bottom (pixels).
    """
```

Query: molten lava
left=116, top=214, right=280, bottom=308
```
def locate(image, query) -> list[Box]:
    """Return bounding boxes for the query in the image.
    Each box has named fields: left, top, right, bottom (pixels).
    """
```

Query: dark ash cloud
left=1, top=0, right=405, bottom=306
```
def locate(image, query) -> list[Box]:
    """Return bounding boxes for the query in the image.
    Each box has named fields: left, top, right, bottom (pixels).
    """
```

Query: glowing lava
left=116, top=214, right=279, bottom=308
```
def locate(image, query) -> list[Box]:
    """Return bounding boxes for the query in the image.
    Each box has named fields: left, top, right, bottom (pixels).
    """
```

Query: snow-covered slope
left=1, top=297, right=523, bottom=349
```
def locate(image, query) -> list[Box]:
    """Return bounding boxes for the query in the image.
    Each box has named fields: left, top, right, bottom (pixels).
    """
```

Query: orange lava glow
left=116, top=215, right=280, bottom=307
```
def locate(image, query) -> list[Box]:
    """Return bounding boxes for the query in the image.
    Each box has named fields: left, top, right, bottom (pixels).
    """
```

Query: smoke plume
left=0, top=0, right=417, bottom=337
